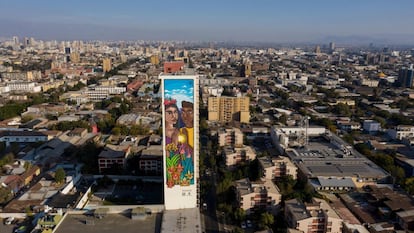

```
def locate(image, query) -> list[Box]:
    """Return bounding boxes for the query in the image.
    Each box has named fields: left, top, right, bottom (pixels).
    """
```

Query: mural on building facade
left=163, top=79, right=195, bottom=188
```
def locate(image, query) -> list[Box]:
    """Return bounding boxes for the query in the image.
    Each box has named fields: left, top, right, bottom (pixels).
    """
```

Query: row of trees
left=354, top=143, right=406, bottom=186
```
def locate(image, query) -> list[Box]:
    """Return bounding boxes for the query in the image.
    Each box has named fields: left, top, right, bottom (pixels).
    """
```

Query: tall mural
left=162, top=76, right=197, bottom=209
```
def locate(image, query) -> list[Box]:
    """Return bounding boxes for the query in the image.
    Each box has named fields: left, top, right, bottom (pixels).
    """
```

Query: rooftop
left=55, top=213, right=161, bottom=233
left=161, top=208, right=201, bottom=233
left=285, top=136, right=389, bottom=179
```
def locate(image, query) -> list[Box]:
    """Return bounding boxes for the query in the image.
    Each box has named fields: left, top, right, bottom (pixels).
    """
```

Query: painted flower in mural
left=165, top=142, right=194, bottom=188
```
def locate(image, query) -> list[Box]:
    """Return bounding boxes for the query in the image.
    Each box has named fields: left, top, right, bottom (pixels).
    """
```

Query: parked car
left=4, top=217, right=15, bottom=225
left=246, top=219, right=253, bottom=228
left=241, top=221, right=247, bottom=229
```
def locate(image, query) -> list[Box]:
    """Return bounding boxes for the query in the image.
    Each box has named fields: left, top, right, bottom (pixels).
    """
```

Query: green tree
left=390, top=166, right=405, bottom=184
left=23, top=161, right=32, bottom=171
left=258, top=212, right=274, bottom=229
left=405, top=177, right=414, bottom=194
left=279, top=113, right=287, bottom=125
left=0, top=103, right=27, bottom=120
left=354, top=143, right=372, bottom=156
left=233, top=208, right=246, bottom=222
left=0, top=153, right=14, bottom=167
left=54, top=167, right=66, bottom=184
left=112, top=127, right=121, bottom=135
left=0, top=187, right=12, bottom=204
left=277, top=175, right=297, bottom=196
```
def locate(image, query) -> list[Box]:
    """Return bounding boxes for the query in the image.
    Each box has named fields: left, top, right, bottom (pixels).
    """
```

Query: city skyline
left=0, top=1, right=414, bottom=44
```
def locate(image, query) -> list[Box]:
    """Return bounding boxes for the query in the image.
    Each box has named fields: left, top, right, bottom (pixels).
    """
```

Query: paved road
left=0, top=223, right=15, bottom=233
left=202, top=170, right=220, bottom=233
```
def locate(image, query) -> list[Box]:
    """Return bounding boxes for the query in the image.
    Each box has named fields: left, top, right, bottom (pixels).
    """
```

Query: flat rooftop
left=161, top=208, right=201, bottom=233
left=55, top=213, right=161, bottom=233
left=285, top=137, right=389, bottom=179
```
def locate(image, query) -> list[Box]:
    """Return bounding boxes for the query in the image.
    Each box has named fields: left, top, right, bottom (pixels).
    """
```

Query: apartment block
left=138, top=145, right=162, bottom=175
left=258, top=156, right=297, bottom=180
left=235, top=178, right=281, bottom=214
left=217, top=127, right=244, bottom=147
left=7, top=81, right=42, bottom=93
left=222, top=145, right=256, bottom=167
left=285, top=198, right=343, bottom=233
left=98, top=144, right=131, bottom=173
left=208, top=96, right=250, bottom=123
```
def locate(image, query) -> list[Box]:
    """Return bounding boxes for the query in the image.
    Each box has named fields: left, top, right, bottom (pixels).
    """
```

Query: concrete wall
left=60, top=174, right=82, bottom=195
left=0, top=213, right=26, bottom=219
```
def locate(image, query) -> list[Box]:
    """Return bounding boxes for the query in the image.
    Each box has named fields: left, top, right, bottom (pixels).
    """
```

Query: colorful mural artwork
left=163, top=79, right=195, bottom=188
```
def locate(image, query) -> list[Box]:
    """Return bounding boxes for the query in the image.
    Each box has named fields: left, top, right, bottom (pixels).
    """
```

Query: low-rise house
left=363, top=120, right=381, bottom=133
left=67, top=128, right=88, bottom=138
left=338, top=121, right=361, bottom=132
left=396, top=209, right=414, bottom=232
left=20, top=165, right=41, bottom=186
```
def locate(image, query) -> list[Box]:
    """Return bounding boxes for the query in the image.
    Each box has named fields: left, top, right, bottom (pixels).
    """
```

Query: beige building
left=41, top=80, right=65, bottom=92
left=70, top=52, right=80, bottom=63
left=150, top=55, right=160, bottom=65
left=285, top=198, right=343, bottom=233
left=222, top=145, right=256, bottom=167
left=218, top=127, right=244, bottom=148
left=103, top=58, right=112, bottom=72
left=208, top=96, right=250, bottom=123
left=235, top=178, right=281, bottom=214
left=259, top=156, right=297, bottom=180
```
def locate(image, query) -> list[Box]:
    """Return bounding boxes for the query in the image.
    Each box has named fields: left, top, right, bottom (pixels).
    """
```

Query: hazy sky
left=1, top=0, right=413, bottom=43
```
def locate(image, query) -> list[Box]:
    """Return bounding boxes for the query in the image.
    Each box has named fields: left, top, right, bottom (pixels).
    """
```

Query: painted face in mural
left=165, top=105, right=179, bottom=127
left=181, top=101, right=194, bottom=128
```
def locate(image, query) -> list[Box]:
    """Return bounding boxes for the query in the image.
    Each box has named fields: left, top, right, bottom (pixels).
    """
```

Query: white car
left=4, top=217, right=15, bottom=225
left=246, top=219, right=252, bottom=228
left=241, top=221, right=247, bottom=229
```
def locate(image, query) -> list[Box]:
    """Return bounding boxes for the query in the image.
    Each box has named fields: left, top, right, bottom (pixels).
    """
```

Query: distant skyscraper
left=315, top=45, right=321, bottom=54
left=23, top=37, right=30, bottom=47
left=103, top=58, right=112, bottom=72
left=398, top=65, right=414, bottom=88
left=329, top=42, right=335, bottom=53
left=64, top=47, right=72, bottom=63
left=12, top=36, right=19, bottom=46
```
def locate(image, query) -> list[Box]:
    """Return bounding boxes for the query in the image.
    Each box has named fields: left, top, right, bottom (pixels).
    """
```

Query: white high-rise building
left=160, top=75, right=199, bottom=210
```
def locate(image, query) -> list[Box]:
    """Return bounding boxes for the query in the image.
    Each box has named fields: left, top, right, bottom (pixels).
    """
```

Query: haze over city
left=1, top=0, right=414, bottom=44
